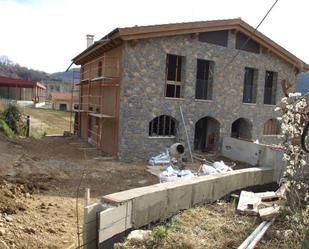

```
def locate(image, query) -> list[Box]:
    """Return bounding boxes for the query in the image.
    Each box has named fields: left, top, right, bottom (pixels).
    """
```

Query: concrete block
left=166, top=182, right=193, bottom=215
left=98, top=201, right=132, bottom=243
left=132, top=189, right=168, bottom=227
left=192, top=178, right=215, bottom=205
left=84, top=203, right=107, bottom=249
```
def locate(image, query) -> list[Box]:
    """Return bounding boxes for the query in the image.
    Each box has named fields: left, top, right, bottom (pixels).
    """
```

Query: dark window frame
left=165, top=54, right=184, bottom=98
left=263, top=71, right=278, bottom=105
left=149, top=115, right=177, bottom=137
left=236, top=32, right=260, bottom=54
left=195, top=59, right=214, bottom=100
left=243, top=67, right=258, bottom=104
left=198, top=30, right=228, bottom=47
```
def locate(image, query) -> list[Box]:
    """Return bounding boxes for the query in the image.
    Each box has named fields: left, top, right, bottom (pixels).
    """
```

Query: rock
left=4, top=216, right=13, bottom=222
left=6, top=172, right=17, bottom=178
left=127, top=230, right=152, bottom=241
left=0, top=228, right=5, bottom=236
left=47, top=228, right=56, bottom=234
left=25, top=193, right=31, bottom=198
left=24, top=227, right=36, bottom=234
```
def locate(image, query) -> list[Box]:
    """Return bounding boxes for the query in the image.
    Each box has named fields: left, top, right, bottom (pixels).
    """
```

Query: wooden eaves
left=72, top=18, right=309, bottom=71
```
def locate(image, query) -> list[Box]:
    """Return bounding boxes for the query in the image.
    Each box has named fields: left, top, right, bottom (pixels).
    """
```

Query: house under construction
left=72, top=19, right=309, bottom=161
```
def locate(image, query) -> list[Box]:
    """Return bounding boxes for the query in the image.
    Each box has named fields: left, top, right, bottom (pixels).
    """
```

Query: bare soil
left=0, top=135, right=158, bottom=249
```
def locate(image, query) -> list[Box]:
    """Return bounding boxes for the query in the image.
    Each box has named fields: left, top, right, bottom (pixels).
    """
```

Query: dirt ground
left=0, top=135, right=158, bottom=249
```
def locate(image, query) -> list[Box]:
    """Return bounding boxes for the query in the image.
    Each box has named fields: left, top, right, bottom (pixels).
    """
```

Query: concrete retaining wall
left=92, top=167, right=274, bottom=248
left=222, top=137, right=285, bottom=181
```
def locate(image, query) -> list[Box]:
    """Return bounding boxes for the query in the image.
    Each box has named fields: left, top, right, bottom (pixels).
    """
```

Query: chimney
left=86, top=34, right=94, bottom=48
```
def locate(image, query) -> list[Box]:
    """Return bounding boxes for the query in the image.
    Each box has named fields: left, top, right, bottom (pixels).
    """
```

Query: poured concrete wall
left=93, top=167, right=273, bottom=248
left=221, top=136, right=285, bottom=181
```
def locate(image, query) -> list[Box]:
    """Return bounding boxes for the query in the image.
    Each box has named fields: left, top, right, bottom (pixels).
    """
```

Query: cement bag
left=159, top=166, right=179, bottom=183
left=213, top=160, right=233, bottom=172
left=201, top=164, right=218, bottom=175
left=178, top=169, right=194, bottom=180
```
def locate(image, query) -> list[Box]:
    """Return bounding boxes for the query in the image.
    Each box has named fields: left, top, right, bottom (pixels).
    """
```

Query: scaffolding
left=74, top=54, right=120, bottom=153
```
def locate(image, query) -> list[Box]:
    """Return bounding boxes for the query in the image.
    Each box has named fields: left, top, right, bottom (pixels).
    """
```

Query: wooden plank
left=255, top=191, right=278, bottom=200
left=259, top=206, right=280, bottom=220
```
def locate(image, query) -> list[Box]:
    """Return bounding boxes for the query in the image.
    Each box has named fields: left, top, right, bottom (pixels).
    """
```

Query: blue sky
left=0, top=0, right=308, bottom=73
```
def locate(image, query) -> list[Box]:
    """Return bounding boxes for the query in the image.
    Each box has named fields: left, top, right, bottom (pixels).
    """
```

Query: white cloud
left=0, top=0, right=308, bottom=73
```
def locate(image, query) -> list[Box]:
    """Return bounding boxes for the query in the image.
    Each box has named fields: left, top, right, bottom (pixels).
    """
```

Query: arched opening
left=149, top=115, right=177, bottom=137
left=263, top=118, right=280, bottom=135
left=194, top=117, right=220, bottom=152
left=231, top=118, right=252, bottom=140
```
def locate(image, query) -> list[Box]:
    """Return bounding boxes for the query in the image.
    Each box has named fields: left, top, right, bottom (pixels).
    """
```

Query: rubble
left=237, top=185, right=287, bottom=220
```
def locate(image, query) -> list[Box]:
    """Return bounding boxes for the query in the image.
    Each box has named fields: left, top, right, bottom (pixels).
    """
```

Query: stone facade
left=118, top=31, right=296, bottom=161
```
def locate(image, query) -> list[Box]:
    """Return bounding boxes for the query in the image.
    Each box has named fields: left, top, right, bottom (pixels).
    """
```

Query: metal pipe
left=238, top=221, right=268, bottom=249
left=238, top=220, right=274, bottom=249
left=247, top=220, right=274, bottom=249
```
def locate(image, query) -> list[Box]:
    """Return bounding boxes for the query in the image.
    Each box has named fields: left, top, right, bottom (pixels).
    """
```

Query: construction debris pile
left=236, top=184, right=287, bottom=248
left=148, top=143, right=235, bottom=183
left=237, top=184, right=286, bottom=220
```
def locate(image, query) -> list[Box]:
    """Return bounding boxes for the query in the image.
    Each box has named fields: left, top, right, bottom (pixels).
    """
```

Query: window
left=243, top=67, right=258, bottom=103
left=165, top=54, right=184, bottom=98
left=95, top=117, right=100, bottom=126
left=198, top=30, right=228, bottom=47
left=149, top=115, right=177, bottom=137
left=264, top=71, right=278, bottom=105
left=59, top=103, right=67, bottom=111
left=263, top=119, right=280, bottom=135
left=97, top=61, right=102, bottom=77
left=195, top=59, right=214, bottom=100
left=236, top=32, right=260, bottom=54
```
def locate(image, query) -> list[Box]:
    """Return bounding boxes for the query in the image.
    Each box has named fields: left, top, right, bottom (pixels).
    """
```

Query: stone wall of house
left=118, top=31, right=296, bottom=161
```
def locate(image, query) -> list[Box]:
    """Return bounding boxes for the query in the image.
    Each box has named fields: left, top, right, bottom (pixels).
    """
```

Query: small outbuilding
left=0, top=75, right=46, bottom=106
left=51, top=92, right=78, bottom=111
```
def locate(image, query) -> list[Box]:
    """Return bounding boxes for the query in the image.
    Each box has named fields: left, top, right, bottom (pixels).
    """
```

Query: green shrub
left=0, top=119, right=14, bottom=137
left=1, top=104, right=24, bottom=134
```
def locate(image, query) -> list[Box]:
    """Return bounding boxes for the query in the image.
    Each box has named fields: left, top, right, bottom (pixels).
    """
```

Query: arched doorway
left=231, top=118, right=252, bottom=140
left=194, top=117, right=220, bottom=152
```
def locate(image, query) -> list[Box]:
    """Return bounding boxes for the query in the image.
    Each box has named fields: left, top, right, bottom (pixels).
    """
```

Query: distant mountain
left=0, top=55, right=75, bottom=99
left=296, top=72, right=309, bottom=95
left=0, top=55, right=64, bottom=83
left=51, top=68, right=80, bottom=83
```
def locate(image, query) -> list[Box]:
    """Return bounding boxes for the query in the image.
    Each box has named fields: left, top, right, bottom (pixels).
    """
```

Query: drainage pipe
left=238, top=219, right=273, bottom=249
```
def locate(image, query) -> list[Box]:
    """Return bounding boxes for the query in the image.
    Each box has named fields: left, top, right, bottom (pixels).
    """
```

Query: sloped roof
left=73, top=18, right=309, bottom=71
left=0, top=75, right=46, bottom=89
left=51, top=92, right=78, bottom=101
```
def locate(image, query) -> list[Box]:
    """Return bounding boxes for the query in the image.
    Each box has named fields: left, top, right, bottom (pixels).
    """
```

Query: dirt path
left=0, top=136, right=157, bottom=249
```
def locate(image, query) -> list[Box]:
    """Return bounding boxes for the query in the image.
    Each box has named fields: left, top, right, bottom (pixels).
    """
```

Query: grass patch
left=22, top=107, right=72, bottom=137
left=116, top=202, right=299, bottom=249
left=0, top=119, right=14, bottom=137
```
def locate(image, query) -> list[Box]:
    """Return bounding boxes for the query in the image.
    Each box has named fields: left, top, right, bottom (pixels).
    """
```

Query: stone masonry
left=118, top=31, right=296, bottom=161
